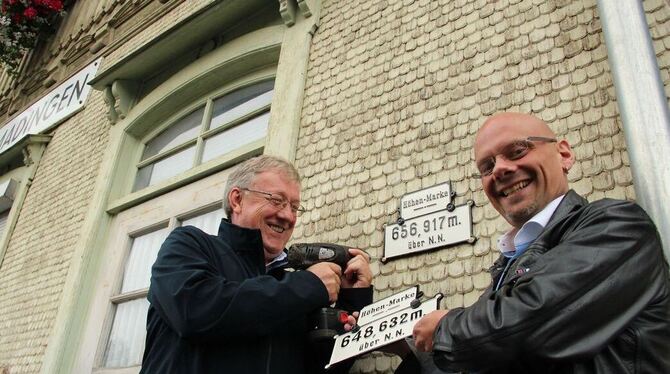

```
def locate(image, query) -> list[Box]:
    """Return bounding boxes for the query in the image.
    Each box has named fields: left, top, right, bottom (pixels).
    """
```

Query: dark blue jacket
left=140, top=219, right=371, bottom=373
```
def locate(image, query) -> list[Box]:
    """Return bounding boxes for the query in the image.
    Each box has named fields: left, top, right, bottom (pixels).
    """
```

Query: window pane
left=202, top=112, right=269, bottom=163
left=210, top=81, right=274, bottom=130
left=120, top=227, right=171, bottom=293
left=103, top=298, right=150, bottom=368
left=142, top=107, right=204, bottom=160
left=133, top=146, right=196, bottom=191
left=0, top=210, right=9, bottom=238
left=182, top=209, right=225, bottom=235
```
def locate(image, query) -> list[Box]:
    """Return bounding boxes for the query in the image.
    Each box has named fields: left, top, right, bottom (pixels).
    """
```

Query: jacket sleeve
left=433, top=200, right=668, bottom=371
left=336, top=286, right=374, bottom=313
left=148, top=227, right=330, bottom=341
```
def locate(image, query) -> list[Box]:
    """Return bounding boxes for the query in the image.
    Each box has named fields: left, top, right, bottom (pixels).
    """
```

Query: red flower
left=44, top=0, right=63, bottom=11
left=23, top=7, right=38, bottom=19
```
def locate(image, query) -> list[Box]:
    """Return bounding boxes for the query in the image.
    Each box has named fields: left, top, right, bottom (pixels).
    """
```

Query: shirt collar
left=497, top=194, right=565, bottom=258
left=266, top=251, right=287, bottom=271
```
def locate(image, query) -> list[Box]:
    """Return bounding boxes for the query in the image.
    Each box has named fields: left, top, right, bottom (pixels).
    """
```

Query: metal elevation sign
left=327, top=286, right=443, bottom=369
left=0, top=57, right=102, bottom=155
left=383, top=182, right=475, bottom=261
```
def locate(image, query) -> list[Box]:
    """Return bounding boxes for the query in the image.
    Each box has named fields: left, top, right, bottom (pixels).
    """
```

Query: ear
left=557, top=139, right=575, bottom=174
left=228, top=188, right=244, bottom=218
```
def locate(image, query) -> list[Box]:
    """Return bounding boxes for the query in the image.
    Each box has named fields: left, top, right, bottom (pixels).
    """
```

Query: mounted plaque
left=399, top=182, right=452, bottom=220
left=326, top=286, right=442, bottom=369
left=383, top=182, right=475, bottom=261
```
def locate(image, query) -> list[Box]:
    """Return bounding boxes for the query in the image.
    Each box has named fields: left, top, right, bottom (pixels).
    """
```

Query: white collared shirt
left=497, top=194, right=566, bottom=258
left=266, top=251, right=287, bottom=270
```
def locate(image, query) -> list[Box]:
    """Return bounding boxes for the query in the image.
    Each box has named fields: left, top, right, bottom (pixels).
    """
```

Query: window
left=0, top=179, right=16, bottom=238
left=101, top=208, right=225, bottom=369
left=97, top=183, right=227, bottom=371
left=0, top=210, right=9, bottom=237
left=102, top=227, right=168, bottom=368
left=133, top=80, right=274, bottom=191
left=85, top=67, right=279, bottom=374
left=0, top=136, right=49, bottom=270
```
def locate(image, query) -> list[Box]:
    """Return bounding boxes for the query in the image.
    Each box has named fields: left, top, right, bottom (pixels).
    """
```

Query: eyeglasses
left=475, top=136, right=557, bottom=178
left=240, top=188, right=306, bottom=215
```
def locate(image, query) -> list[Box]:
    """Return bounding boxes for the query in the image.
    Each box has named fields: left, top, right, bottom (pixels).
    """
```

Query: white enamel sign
left=384, top=202, right=474, bottom=260
left=0, top=57, right=102, bottom=155
left=327, top=293, right=442, bottom=369
left=357, top=286, right=418, bottom=326
left=399, top=182, right=452, bottom=220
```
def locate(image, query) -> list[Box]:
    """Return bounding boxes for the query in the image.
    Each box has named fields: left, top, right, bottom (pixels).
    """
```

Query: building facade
left=0, top=0, right=669, bottom=373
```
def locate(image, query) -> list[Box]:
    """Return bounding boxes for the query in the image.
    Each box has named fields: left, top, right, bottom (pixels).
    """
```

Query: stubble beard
left=505, top=200, right=539, bottom=227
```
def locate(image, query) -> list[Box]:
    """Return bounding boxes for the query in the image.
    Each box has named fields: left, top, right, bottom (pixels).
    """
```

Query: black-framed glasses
left=240, top=188, right=306, bottom=215
left=474, top=136, right=557, bottom=178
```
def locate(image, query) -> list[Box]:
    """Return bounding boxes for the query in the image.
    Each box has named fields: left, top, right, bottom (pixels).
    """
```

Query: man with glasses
left=140, top=155, right=372, bottom=374
left=407, top=112, right=670, bottom=373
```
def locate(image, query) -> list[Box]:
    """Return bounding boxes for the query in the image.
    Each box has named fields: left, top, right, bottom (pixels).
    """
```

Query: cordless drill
left=287, top=243, right=355, bottom=341
left=287, top=242, right=352, bottom=270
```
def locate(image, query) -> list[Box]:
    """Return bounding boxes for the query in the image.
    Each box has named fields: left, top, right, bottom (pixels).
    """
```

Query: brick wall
left=0, top=91, right=109, bottom=373
left=294, top=0, right=670, bottom=372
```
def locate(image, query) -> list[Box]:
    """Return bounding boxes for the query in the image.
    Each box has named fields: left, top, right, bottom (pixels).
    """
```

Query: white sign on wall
left=327, top=287, right=443, bottom=369
left=383, top=182, right=475, bottom=261
left=399, top=182, right=452, bottom=220
left=357, top=286, right=419, bottom=326
left=0, top=57, right=102, bottom=155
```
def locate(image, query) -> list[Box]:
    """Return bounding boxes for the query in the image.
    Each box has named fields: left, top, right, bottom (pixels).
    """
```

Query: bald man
left=409, top=113, right=670, bottom=373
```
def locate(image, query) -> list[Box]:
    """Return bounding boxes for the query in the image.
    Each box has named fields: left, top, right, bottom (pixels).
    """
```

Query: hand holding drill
left=287, top=243, right=372, bottom=334
left=288, top=243, right=372, bottom=292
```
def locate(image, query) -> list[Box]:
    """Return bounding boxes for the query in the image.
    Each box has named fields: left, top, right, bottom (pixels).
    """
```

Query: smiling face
left=228, top=170, right=301, bottom=263
left=474, top=113, right=575, bottom=228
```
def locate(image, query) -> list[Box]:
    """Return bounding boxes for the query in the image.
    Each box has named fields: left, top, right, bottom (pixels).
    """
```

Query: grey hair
left=223, top=155, right=301, bottom=217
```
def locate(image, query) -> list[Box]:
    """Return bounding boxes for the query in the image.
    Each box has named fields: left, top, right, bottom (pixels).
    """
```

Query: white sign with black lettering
left=384, top=202, right=473, bottom=260
left=0, top=57, right=102, bottom=155
left=326, top=294, right=442, bottom=369
left=400, top=182, right=451, bottom=220
left=357, top=286, right=418, bottom=326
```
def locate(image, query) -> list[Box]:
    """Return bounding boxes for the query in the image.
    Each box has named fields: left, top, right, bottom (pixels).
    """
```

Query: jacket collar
left=545, top=189, right=587, bottom=227
left=490, top=190, right=586, bottom=271
left=217, top=218, right=264, bottom=253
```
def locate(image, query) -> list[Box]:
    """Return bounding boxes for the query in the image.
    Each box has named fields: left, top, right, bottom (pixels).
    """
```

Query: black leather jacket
left=432, top=191, right=670, bottom=373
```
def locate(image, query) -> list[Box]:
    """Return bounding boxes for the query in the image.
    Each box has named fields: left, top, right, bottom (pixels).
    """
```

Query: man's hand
left=341, top=248, right=372, bottom=288
left=343, top=311, right=359, bottom=332
left=307, top=262, right=342, bottom=303
left=412, top=310, right=449, bottom=352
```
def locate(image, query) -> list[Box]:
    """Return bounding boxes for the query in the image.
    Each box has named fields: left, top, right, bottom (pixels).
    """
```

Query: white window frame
left=87, top=171, right=233, bottom=374
left=132, top=79, right=274, bottom=192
